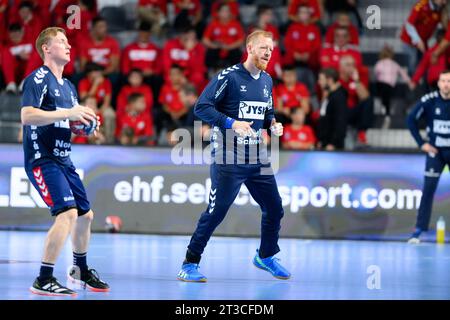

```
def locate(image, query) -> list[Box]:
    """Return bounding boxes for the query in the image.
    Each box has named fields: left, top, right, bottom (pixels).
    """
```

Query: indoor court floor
left=0, top=231, right=449, bottom=300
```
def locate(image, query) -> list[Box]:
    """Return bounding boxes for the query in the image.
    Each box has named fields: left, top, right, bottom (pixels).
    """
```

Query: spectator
left=248, top=5, right=280, bottom=43
left=374, top=45, right=411, bottom=127
left=2, top=23, right=33, bottom=94
left=202, top=2, right=245, bottom=70
left=320, top=26, right=362, bottom=70
left=78, top=62, right=116, bottom=143
left=282, top=108, right=316, bottom=150
left=12, top=1, right=43, bottom=44
left=79, top=16, right=121, bottom=87
left=72, top=96, right=106, bottom=145
left=274, top=65, right=311, bottom=125
left=323, top=0, right=363, bottom=31
left=137, top=0, right=168, bottom=37
left=157, top=64, right=189, bottom=142
left=399, top=0, right=447, bottom=74
left=317, top=68, right=348, bottom=150
left=414, top=29, right=449, bottom=91
left=116, top=92, right=154, bottom=146
left=211, top=0, right=239, bottom=21
left=284, top=4, right=321, bottom=90
left=121, top=21, right=163, bottom=100
left=53, top=0, right=98, bottom=27
left=163, top=24, right=207, bottom=93
left=324, top=11, right=359, bottom=46
left=116, top=69, right=154, bottom=118
left=339, top=55, right=373, bottom=146
left=0, top=0, right=8, bottom=45
left=9, top=0, right=51, bottom=30
left=288, top=0, right=322, bottom=24
left=172, top=0, right=203, bottom=34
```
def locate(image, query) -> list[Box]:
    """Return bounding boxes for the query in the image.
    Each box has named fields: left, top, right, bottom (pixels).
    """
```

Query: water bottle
left=437, top=216, right=446, bottom=244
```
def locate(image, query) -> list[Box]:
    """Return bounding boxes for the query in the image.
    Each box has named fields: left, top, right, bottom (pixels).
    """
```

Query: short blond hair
left=35, top=27, right=66, bottom=60
left=246, top=30, right=273, bottom=46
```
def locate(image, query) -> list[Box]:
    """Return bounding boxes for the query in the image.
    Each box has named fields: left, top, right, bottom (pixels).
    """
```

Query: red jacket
left=274, top=82, right=310, bottom=109
left=288, top=0, right=321, bottom=21
left=325, top=22, right=359, bottom=46
left=80, top=35, right=121, bottom=69
left=116, top=84, right=154, bottom=117
left=162, top=38, right=206, bottom=90
left=159, top=83, right=184, bottom=113
left=319, top=44, right=362, bottom=70
left=339, top=66, right=369, bottom=109
left=203, top=19, right=245, bottom=45
left=400, top=0, right=443, bottom=47
left=78, top=77, right=113, bottom=105
left=412, top=44, right=448, bottom=85
left=284, top=22, right=321, bottom=68
left=121, top=41, right=162, bottom=76
left=115, top=110, right=154, bottom=139
left=282, top=125, right=316, bottom=147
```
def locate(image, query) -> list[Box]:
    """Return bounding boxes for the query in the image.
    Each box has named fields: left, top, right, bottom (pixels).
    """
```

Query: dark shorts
left=26, top=161, right=90, bottom=216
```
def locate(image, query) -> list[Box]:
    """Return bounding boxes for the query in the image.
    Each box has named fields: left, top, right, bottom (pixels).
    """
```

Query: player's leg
left=177, top=164, right=244, bottom=282
left=244, top=171, right=290, bottom=279
left=409, top=152, right=445, bottom=243
left=26, top=163, right=78, bottom=296
left=64, top=164, right=109, bottom=292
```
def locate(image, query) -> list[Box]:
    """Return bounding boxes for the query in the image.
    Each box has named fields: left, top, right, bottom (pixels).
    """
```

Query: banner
left=1, top=144, right=448, bottom=240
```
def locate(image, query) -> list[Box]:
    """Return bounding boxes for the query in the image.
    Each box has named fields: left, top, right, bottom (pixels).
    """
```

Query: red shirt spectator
left=203, top=19, right=245, bottom=47
left=138, top=0, right=168, bottom=15
left=339, top=65, right=369, bottom=109
left=117, top=85, right=153, bottom=117
left=53, top=0, right=98, bottom=27
left=282, top=124, right=316, bottom=148
left=400, top=0, right=445, bottom=48
left=159, top=83, right=185, bottom=113
left=9, top=0, right=52, bottom=28
left=162, top=30, right=207, bottom=92
left=3, top=25, right=33, bottom=85
left=116, top=111, right=154, bottom=140
left=0, top=0, right=8, bottom=45
left=412, top=43, right=448, bottom=86
left=284, top=22, right=321, bottom=68
left=78, top=76, right=113, bottom=106
left=288, top=0, right=321, bottom=23
left=173, top=0, right=201, bottom=16
left=122, top=41, right=161, bottom=76
left=80, top=35, right=120, bottom=69
left=325, top=22, right=359, bottom=46
left=275, top=82, right=310, bottom=110
left=211, top=0, right=239, bottom=20
left=320, top=44, right=362, bottom=70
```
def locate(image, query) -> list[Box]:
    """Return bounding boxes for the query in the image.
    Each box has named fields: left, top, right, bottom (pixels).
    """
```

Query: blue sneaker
left=408, top=228, right=423, bottom=244
left=253, top=250, right=291, bottom=280
left=177, top=263, right=207, bottom=282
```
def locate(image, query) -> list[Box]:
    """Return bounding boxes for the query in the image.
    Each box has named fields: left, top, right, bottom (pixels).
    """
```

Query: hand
left=416, top=40, right=426, bottom=53
left=232, top=120, right=256, bottom=137
left=431, top=51, right=439, bottom=64
left=68, top=105, right=96, bottom=126
left=351, top=69, right=360, bottom=82
left=325, top=144, right=335, bottom=151
left=421, top=142, right=438, bottom=155
left=270, top=119, right=283, bottom=137
left=408, top=81, right=417, bottom=91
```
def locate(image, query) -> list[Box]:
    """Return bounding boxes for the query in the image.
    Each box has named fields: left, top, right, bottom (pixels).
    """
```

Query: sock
left=38, top=262, right=54, bottom=281
left=184, top=249, right=201, bottom=264
left=73, top=252, right=88, bottom=272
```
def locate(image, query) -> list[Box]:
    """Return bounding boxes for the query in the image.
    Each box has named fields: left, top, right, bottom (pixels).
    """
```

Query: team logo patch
left=263, top=85, right=269, bottom=98
left=239, top=101, right=267, bottom=120
left=240, top=85, right=247, bottom=92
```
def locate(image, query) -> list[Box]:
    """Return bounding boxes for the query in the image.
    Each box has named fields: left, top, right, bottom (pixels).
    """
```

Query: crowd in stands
left=1, top=0, right=449, bottom=151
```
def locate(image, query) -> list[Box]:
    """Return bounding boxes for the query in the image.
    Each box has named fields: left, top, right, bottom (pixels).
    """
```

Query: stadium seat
left=100, top=6, right=132, bottom=32
left=0, top=93, right=21, bottom=122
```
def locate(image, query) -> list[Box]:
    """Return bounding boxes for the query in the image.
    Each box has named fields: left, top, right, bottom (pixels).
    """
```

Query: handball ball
left=70, top=118, right=97, bottom=136
left=105, top=215, right=123, bottom=233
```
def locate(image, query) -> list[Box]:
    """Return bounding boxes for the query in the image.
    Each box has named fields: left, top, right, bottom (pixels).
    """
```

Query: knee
left=56, top=208, right=78, bottom=227
left=80, top=210, right=94, bottom=222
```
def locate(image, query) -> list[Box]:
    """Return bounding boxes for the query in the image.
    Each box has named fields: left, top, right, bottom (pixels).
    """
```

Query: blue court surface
left=0, top=230, right=449, bottom=300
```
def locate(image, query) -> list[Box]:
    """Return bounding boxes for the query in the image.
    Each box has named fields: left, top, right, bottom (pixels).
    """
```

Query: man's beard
left=253, top=55, right=268, bottom=71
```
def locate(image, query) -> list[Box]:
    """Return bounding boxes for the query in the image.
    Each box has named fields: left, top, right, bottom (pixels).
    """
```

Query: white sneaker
left=407, top=237, right=421, bottom=244
left=6, top=82, right=17, bottom=94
